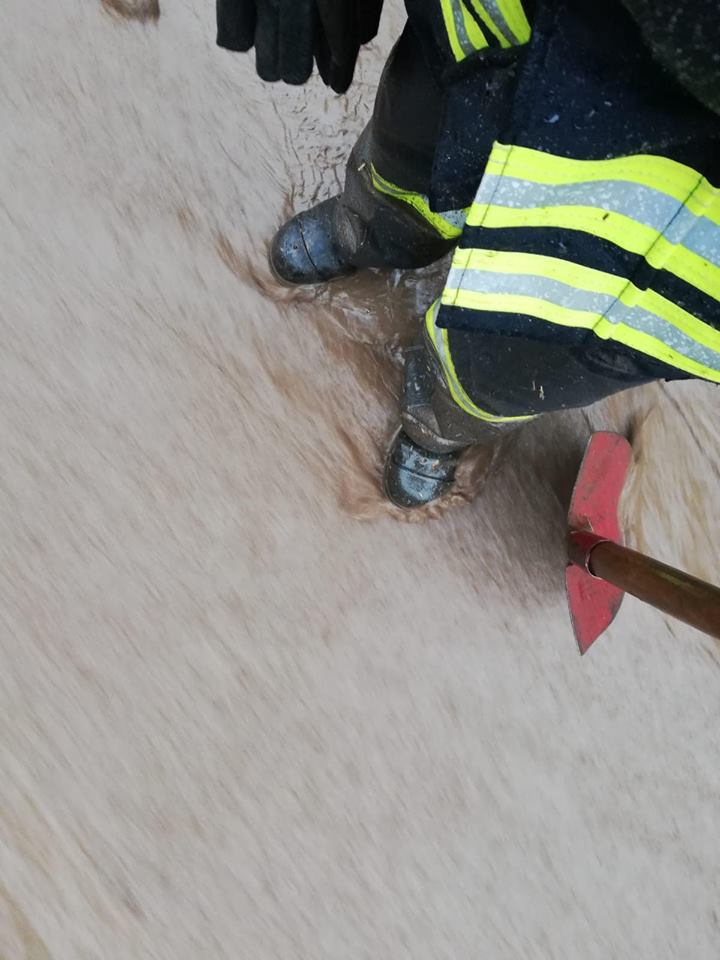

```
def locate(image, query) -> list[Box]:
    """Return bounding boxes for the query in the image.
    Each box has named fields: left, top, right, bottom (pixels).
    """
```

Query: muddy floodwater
left=2, top=1, right=720, bottom=957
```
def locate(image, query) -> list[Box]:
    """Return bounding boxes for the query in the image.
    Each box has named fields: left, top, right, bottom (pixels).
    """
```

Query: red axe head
left=566, top=432, right=633, bottom=654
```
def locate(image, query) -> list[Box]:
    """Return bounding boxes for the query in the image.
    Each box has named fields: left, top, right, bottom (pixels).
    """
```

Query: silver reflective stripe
left=663, top=206, right=720, bottom=265
left=474, top=174, right=720, bottom=268
left=606, top=300, right=720, bottom=370
left=473, top=0, right=516, bottom=44
left=441, top=208, right=469, bottom=231
left=447, top=266, right=720, bottom=371
left=446, top=267, right=612, bottom=313
left=451, top=0, right=476, bottom=56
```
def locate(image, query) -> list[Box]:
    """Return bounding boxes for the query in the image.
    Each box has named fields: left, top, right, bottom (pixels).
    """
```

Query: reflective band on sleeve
left=370, top=165, right=468, bottom=240
left=441, top=0, right=488, bottom=60
left=496, top=0, right=531, bottom=42
left=469, top=0, right=531, bottom=45
left=481, top=144, right=720, bottom=213
left=443, top=248, right=720, bottom=381
left=468, top=203, right=720, bottom=301
left=425, top=300, right=537, bottom=422
left=468, top=144, right=720, bottom=302
left=467, top=0, right=512, bottom=45
left=471, top=176, right=720, bottom=270
left=447, top=266, right=614, bottom=314
left=460, top=1, right=488, bottom=51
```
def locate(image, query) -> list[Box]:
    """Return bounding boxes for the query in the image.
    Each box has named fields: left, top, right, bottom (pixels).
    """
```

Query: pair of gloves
left=216, top=0, right=384, bottom=93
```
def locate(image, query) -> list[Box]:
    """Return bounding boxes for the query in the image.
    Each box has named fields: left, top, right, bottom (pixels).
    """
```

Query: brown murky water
left=2, top=1, right=720, bottom=957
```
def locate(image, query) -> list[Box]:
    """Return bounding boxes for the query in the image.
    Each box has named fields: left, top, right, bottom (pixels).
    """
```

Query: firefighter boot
left=269, top=131, right=454, bottom=285
left=383, top=344, right=466, bottom=509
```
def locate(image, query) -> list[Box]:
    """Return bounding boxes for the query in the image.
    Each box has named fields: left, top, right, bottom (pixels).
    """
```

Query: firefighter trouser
left=351, top=2, right=720, bottom=447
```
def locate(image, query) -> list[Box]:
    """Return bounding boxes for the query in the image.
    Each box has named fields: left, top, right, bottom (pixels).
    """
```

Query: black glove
left=216, top=0, right=316, bottom=86
left=216, top=0, right=384, bottom=93
left=314, top=0, right=384, bottom=93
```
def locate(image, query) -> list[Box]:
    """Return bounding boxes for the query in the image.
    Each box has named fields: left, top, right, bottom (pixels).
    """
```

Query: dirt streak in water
left=101, top=0, right=160, bottom=23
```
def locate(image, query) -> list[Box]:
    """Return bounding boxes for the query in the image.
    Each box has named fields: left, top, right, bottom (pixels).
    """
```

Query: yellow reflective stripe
left=461, top=3, right=488, bottom=50
left=496, top=0, right=531, bottom=43
left=482, top=143, right=720, bottom=222
left=450, top=247, right=720, bottom=355
left=467, top=0, right=530, bottom=46
left=425, top=302, right=537, bottom=421
left=592, top=323, right=720, bottom=382
left=645, top=230, right=720, bottom=302
left=441, top=0, right=488, bottom=61
left=443, top=287, right=597, bottom=328
left=453, top=247, right=623, bottom=296
left=445, top=251, right=720, bottom=375
left=370, top=165, right=465, bottom=240
left=468, top=202, right=655, bottom=247
left=440, top=0, right=465, bottom=61
left=468, top=0, right=510, bottom=46
left=453, top=142, right=720, bottom=381
left=468, top=202, right=720, bottom=300
left=442, top=288, right=720, bottom=382
left=640, top=286, right=720, bottom=354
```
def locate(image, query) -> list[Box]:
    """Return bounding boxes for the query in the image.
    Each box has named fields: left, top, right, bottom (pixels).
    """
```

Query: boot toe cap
left=269, top=216, right=318, bottom=285
left=383, top=432, right=459, bottom=509
left=269, top=202, right=356, bottom=285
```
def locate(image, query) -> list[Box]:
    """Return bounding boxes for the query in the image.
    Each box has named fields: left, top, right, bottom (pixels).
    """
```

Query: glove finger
left=216, top=0, right=257, bottom=51
left=356, top=0, right=384, bottom=44
left=314, top=23, right=333, bottom=85
left=255, top=0, right=281, bottom=81
left=278, top=0, right=315, bottom=85
left=314, top=32, right=358, bottom=93
left=315, top=0, right=356, bottom=64
left=329, top=55, right=358, bottom=94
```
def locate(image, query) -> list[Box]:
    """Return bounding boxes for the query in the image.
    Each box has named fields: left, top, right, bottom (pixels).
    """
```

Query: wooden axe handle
left=570, top=531, right=720, bottom=640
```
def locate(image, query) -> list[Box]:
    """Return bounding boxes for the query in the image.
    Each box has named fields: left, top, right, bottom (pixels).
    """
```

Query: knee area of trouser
left=443, top=327, right=662, bottom=417
left=400, top=340, right=514, bottom=453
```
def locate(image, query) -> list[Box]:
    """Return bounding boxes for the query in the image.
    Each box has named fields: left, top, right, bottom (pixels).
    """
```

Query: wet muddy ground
left=2, top=1, right=719, bottom=957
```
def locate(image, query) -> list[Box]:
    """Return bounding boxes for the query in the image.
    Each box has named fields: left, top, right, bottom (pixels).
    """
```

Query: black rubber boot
left=383, top=431, right=460, bottom=509
left=269, top=128, right=455, bottom=286
left=269, top=197, right=359, bottom=285
left=382, top=342, right=511, bottom=509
